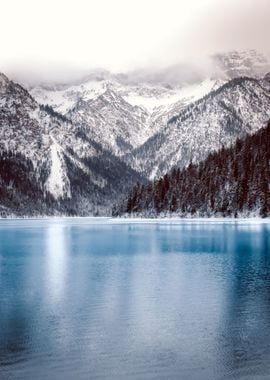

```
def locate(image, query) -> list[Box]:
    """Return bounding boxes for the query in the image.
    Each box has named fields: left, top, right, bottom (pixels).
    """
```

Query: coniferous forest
left=115, top=121, right=270, bottom=218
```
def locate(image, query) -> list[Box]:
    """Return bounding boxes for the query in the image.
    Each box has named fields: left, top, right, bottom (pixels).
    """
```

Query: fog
left=1, top=0, right=270, bottom=84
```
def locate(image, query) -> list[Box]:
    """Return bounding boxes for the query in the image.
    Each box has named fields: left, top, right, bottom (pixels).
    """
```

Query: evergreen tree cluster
left=117, top=121, right=270, bottom=218
left=0, top=144, right=144, bottom=217
left=0, top=151, right=57, bottom=217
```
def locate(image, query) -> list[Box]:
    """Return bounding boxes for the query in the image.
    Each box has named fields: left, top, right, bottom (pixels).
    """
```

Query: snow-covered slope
left=116, top=121, right=270, bottom=218
left=66, top=87, right=150, bottom=156
left=45, top=137, right=71, bottom=199
left=30, top=77, right=219, bottom=157
left=2, top=50, right=270, bottom=216
left=28, top=50, right=270, bottom=159
left=127, top=76, right=270, bottom=178
left=212, top=50, right=270, bottom=80
left=0, top=73, right=143, bottom=215
left=30, top=79, right=106, bottom=114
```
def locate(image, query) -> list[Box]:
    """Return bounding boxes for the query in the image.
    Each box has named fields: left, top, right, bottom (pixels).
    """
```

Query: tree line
left=115, top=120, right=270, bottom=218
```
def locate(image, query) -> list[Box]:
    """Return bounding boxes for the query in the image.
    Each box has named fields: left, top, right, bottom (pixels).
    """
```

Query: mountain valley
left=1, top=50, right=270, bottom=216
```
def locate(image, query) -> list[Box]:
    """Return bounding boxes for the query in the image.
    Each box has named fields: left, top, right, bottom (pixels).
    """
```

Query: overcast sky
left=1, top=0, right=270, bottom=82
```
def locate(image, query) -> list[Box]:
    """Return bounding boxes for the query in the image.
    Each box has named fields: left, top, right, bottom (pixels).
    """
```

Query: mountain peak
left=0, top=72, right=9, bottom=85
left=264, top=72, right=270, bottom=81
left=212, top=50, right=270, bottom=79
left=99, top=85, right=122, bottom=102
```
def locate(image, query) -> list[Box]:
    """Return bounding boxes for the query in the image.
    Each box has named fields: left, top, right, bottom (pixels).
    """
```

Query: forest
left=115, top=121, right=270, bottom=218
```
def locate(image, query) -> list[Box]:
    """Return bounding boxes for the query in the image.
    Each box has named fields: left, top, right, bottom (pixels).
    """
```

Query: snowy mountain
left=30, top=79, right=220, bottom=159
left=212, top=50, right=270, bottom=80
left=128, top=76, right=270, bottom=178
left=66, top=87, right=150, bottom=156
left=0, top=73, right=143, bottom=216
left=27, top=50, right=270, bottom=159
left=29, top=50, right=270, bottom=110
left=116, top=120, right=270, bottom=218
left=1, top=50, right=270, bottom=216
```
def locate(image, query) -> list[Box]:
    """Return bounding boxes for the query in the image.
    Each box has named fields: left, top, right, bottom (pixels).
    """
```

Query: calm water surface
left=0, top=218, right=270, bottom=380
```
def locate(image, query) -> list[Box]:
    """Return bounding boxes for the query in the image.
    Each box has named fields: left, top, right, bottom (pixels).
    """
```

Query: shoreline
left=0, top=216, right=269, bottom=224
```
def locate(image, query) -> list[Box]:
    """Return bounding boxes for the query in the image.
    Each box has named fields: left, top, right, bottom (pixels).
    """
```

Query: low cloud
left=0, top=0, right=269, bottom=84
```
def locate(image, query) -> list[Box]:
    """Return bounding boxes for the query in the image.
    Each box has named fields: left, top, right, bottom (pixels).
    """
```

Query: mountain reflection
left=219, top=224, right=270, bottom=378
left=45, top=223, right=69, bottom=304
left=0, top=220, right=270, bottom=379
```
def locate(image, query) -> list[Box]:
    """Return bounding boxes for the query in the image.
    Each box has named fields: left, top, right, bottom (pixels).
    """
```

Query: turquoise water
left=0, top=218, right=270, bottom=380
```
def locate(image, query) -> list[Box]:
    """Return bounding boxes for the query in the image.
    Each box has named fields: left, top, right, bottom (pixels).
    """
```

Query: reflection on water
left=46, top=224, right=68, bottom=304
left=0, top=219, right=270, bottom=380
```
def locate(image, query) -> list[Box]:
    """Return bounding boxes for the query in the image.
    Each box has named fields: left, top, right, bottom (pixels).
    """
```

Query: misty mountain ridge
left=28, top=50, right=270, bottom=160
left=25, top=49, right=270, bottom=88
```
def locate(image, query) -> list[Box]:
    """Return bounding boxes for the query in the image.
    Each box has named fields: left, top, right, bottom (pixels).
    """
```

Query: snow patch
left=122, top=79, right=219, bottom=113
left=45, top=138, right=71, bottom=199
left=30, top=80, right=106, bottom=114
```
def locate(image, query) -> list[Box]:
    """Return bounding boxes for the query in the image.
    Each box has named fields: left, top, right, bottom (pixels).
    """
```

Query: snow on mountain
left=66, top=87, right=150, bottom=156
left=30, top=79, right=106, bottom=114
left=212, top=50, right=270, bottom=80
left=117, top=121, right=270, bottom=218
left=0, top=73, right=144, bottom=215
left=45, top=138, right=71, bottom=199
left=29, top=76, right=220, bottom=158
left=127, top=76, right=270, bottom=179
left=2, top=50, right=270, bottom=216
left=122, top=78, right=219, bottom=112
left=27, top=50, right=270, bottom=160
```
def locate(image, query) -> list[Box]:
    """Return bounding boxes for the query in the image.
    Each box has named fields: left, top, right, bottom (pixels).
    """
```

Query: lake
left=0, top=218, right=270, bottom=380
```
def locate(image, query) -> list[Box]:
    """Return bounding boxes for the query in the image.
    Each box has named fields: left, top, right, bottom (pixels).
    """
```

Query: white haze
left=1, top=0, right=270, bottom=83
